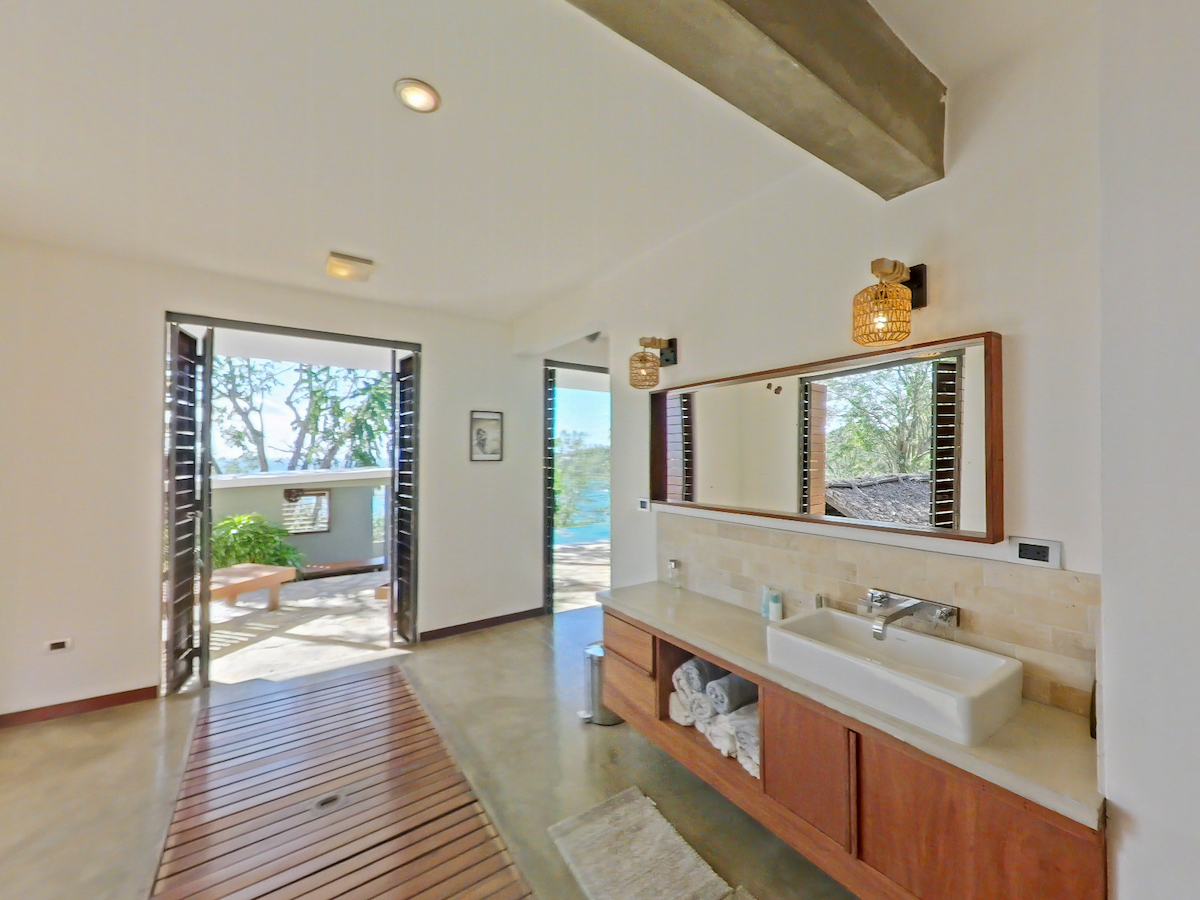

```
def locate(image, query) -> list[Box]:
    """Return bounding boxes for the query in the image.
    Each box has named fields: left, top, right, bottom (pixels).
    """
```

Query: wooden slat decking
left=155, top=668, right=530, bottom=900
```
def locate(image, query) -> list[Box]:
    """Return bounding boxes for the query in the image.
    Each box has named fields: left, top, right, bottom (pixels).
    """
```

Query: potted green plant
left=212, top=513, right=305, bottom=570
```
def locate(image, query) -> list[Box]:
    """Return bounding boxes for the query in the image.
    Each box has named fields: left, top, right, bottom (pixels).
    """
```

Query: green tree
left=553, top=431, right=611, bottom=528
left=212, top=358, right=282, bottom=472
left=212, top=358, right=392, bottom=472
left=281, top=366, right=392, bottom=469
left=823, top=361, right=933, bottom=479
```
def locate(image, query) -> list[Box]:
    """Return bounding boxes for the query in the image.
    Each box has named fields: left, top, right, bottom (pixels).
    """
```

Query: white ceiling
left=870, top=0, right=1093, bottom=86
left=0, top=1, right=1089, bottom=322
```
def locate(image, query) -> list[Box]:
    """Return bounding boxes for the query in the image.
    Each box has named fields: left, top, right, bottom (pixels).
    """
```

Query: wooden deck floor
left=153, top=668, right=530, bottom=900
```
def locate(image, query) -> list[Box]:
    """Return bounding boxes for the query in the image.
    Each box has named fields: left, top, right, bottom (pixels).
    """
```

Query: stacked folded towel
left=672, top=657, right=728, bottom=696
left=667, top=691, right=694, bottom=727
left=705, top=715, right=739, bottom=757
left=736, top=747, right=759, bottom=779
left=726, top=703, right=760, bottom=778
left=666, top=657, right=763, bottom=778
left=688, top=691, right=718, bottom=734
left=705, top=674, right=758, bottom=716
left=670, top=657, right=728, bottom=735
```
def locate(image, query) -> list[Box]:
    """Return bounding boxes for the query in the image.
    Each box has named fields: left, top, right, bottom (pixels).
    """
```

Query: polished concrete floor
left=0, top=607, right=857, bottom=900
left=0, top=693, right=198, bottom=900
left=401, top=607, right=858, bottom=900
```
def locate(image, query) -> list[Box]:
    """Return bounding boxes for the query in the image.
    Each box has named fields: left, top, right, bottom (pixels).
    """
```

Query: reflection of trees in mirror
left=821, top=361, right=933, bottom=480
left=553, top=430, right=611, bottom=528
left=213, top=357, right=391, bottom=473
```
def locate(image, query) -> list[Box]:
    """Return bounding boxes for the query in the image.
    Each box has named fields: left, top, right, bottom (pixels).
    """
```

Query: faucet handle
left=865, top=589, right=890, bottom=608
left=931, top=605, right=960, bottom=627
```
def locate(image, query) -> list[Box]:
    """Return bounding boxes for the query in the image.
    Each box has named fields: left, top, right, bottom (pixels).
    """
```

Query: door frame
left=542, top=359, right=610, bottom=614
left=162, top=313, right=422, bottom=690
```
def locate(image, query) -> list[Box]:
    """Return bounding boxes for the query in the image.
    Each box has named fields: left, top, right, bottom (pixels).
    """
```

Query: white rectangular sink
left=767, top=608, right=1023, bottom=746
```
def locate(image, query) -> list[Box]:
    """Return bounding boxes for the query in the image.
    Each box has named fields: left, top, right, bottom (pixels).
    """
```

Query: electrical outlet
left=1007, top=537, right=1062, bottom=569
left=45, top=638, right=73, bottom=653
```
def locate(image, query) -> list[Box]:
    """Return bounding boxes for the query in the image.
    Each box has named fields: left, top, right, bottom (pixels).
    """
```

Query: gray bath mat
left=549, top=788, right=757, bottom=900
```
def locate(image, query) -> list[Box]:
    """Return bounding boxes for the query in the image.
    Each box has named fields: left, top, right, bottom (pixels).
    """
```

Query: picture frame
left=470, top=411, right=504, bottom=461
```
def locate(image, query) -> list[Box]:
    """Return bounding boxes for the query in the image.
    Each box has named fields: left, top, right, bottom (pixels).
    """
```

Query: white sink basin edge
left=766, top=608, right=1023, bottom=746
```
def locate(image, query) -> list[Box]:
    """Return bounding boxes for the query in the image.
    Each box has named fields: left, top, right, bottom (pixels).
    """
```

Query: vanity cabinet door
left=858, top=732, right=1106, bottom=900
left=857, top=734, right=975, bottom=900
left=762, top=684, right=853, bottom=850
left=971, top=787, right=1106, bottom=900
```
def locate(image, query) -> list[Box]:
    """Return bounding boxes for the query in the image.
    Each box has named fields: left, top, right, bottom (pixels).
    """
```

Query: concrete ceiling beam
left=564, top=0, right=946, bottom=199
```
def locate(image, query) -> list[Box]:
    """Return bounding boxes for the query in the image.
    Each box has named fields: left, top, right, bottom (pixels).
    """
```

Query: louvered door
left=163, top=323, right=212, bottom=691
left=543, top=365, right=557, bottom=612
left=391, top=352, right=419, bottom=643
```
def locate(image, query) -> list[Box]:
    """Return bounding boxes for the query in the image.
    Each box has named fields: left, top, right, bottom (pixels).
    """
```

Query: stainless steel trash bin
left=580, top=642, right=624, bottom=726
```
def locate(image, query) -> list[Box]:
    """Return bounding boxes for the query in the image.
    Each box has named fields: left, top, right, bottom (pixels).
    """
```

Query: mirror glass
left=657, top=335, right=999, bottom=539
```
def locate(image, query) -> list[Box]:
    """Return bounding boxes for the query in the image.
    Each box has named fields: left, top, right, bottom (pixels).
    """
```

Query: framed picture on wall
left=470, top=411, right=503, bottom=461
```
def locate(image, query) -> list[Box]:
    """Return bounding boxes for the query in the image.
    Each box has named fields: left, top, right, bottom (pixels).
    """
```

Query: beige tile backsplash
left=656, top=514, right=1100, bottom=717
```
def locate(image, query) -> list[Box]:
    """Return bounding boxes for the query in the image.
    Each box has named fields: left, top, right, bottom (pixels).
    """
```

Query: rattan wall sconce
left=852, top=259, right=927, bottom=347
left=629, top=337, right=678, bottom=389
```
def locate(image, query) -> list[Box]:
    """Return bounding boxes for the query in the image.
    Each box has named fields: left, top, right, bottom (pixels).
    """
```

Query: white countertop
left=601, top=581, right=1104, bottom=830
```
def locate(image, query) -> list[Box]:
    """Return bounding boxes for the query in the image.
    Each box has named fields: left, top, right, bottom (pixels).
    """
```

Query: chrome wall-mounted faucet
left=865, top=589, right=959, bottom=641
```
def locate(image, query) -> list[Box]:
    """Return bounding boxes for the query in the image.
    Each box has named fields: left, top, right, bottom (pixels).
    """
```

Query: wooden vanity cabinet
left=600, top=609, right=1106, bottom=900
left=857, top=731, right=1106, bottom=900
left=762, top=683, right=854, bottom=851
left=857, top=733, right=977, bottom=899
left=603, top=612, right=655, bottom=675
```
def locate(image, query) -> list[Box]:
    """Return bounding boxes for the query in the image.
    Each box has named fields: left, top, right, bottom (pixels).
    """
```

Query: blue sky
left=557, top=387, right=610, bottom=447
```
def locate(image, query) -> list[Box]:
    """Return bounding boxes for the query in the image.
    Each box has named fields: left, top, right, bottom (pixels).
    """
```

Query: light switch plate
left=637, top=498, right=650, bottom=511
left=1007, top=536, right=1062, bottom=569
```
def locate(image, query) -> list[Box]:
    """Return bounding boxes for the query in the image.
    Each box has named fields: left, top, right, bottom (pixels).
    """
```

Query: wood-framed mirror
left=650, top=333, right=1003, bottom=543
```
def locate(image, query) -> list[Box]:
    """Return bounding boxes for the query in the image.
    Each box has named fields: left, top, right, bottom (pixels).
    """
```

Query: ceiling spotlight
left=326, top=251, right=374, bottom=282
left=394, top=78, right=440, bottom=113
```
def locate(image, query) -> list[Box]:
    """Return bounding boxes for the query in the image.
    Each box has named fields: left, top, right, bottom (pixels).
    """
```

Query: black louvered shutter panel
left=664, top=393, right=695, bottom=502
left=930, top=358, right=963, bottom=528
left=392, top=355, right=418, bottom=642
left=543, top=366, right=557, bottom=610
left=799, top=383, right=817, bottom=514
left=164, top=326, right=201, bottom=691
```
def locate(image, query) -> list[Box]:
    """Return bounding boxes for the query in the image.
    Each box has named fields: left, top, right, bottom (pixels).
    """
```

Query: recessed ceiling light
left=394, top=78, right=440, bottom=113
left=326, top=251, right=374, bottom=282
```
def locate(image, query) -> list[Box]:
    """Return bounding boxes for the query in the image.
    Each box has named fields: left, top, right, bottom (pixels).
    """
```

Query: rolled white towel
left=672, top=657, right=728, bottom=695
left=726, top=703, right=759, bottom=761
left=688, top=691, right=717, bottom=735
left=707, top=715, right=739, bottom=758
left=668, top=691, right=694, bottom=727
left=736, top=747, right=760, bottom=779
left=705, top=674, right=758, bottom=716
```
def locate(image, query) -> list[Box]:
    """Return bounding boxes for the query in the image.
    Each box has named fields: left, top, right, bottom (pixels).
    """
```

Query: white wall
left=546, top=334, right=610, bottom=370
left=517, top=16, right=1102, bottom=585
left=738, top=378, right=800, bottom=512
left=1098, top=1, right=1200, bottom=895
left=692, top=380, right=799, bottom=512
left=958, top=344, right=987, bottom=533
left=0, top=239, right=543, bottom=715
left=692, top=386, right=744, bottom=507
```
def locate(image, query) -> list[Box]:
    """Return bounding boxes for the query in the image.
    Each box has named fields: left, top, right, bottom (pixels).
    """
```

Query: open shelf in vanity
left=651, top=636, right=763, bottom=791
